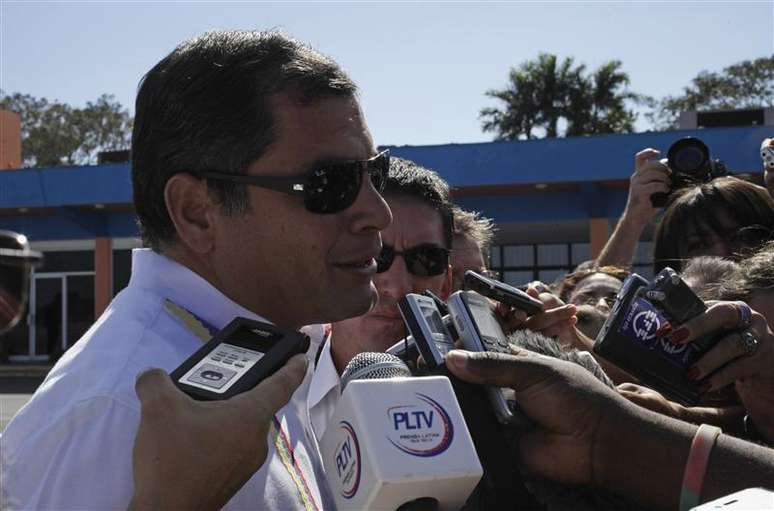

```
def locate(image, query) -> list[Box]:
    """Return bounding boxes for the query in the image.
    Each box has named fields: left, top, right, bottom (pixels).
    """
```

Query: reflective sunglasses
left=194, top=149, right=389, bottom=214
left=376, top=243, right=450, bottom=277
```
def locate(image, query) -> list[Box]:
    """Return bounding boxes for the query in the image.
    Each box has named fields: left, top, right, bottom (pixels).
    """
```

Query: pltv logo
left=333, top=421, right=361, bottom=499
left=387, top=393, right=454, bottom=457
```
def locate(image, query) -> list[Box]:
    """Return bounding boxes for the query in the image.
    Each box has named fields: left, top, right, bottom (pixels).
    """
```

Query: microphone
left=320, top=353, right=483, bottom=511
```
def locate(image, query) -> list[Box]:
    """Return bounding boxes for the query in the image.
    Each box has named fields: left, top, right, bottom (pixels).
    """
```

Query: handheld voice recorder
left=447, top=290, right=529, bottom=425
left=170, top=317, right=310, bottom=400
left=463, top=270, right=543, bottom=316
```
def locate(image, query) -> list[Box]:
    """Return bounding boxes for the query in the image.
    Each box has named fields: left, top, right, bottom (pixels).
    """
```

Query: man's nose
left=596, top=296, right=611, bottom=312
left=375, top=256, right=413, bottom=302
left=347, top=172, right=392, bottom=234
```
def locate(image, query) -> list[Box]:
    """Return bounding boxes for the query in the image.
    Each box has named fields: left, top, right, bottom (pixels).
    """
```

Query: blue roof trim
left=0, top=210, right=138, bottom=241
left=455, top=187, right=628, bottom=223
left=0, top=163, right=131, bottom=208
left=385, top=126, right=769, bottom=186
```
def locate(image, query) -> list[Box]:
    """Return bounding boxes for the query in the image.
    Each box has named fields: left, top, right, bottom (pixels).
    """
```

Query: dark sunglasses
left=376, top=243, right=450, bottom=277
left=730, top=224, right=773, bottom=247
left=193, top=150, right=389, bottom=214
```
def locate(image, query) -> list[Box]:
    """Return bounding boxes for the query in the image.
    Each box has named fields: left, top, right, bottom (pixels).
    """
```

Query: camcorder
left=651, top=137, right=728, bottom=207
left=593, top=267, right=721, bottom=405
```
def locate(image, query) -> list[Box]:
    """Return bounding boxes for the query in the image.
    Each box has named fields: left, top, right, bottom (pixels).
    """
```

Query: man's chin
left=323, top=284, right=379, bottom=324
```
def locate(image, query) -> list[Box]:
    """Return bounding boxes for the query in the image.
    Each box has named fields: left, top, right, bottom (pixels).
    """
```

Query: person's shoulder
left=1, top=393, right=139, bottom=509
left=3, top=288, right=202, bottom=452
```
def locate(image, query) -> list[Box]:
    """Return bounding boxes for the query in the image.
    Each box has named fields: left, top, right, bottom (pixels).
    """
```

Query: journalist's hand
left=497, top=283, right=579, bottom=346
left=669, top=300, right=774, bottom=444
left=624, top=148, right=670, bottom=225
left=617, top=382, right=686, bottom=419
left=445, top=348, right=637, bottom=487
left=128, top=354, right=309, bottom=510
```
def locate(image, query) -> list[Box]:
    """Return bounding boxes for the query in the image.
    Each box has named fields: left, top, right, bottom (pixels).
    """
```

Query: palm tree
left=480, top=54, right=644, bottom=140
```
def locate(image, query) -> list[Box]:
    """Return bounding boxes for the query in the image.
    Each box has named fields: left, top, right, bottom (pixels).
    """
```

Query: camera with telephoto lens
left=650, top=137, right=728, bottom=207
left=593, top=267, right=724, bottom=405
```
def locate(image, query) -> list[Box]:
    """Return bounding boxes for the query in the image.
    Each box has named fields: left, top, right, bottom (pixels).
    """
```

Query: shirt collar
left=307, top=334, right=341, bottom=411
left=128, top=248, right=325, bottom=346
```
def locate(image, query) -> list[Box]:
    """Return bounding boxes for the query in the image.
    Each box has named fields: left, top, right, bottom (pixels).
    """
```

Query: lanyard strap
left=163, top=300, right=319, bottom=511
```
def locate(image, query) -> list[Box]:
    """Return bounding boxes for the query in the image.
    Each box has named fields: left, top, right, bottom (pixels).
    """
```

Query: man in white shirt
left=308, top=157, right=454, bottom=440
left=1, top=29, right=391, bottom=510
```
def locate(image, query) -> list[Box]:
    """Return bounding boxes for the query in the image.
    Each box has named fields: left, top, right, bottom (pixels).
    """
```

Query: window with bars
left=488, top=241, right=654, bottom=286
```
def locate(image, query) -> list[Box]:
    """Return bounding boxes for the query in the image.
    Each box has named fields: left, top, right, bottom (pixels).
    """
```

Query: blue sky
left=2, top=1, right=772, bottom=146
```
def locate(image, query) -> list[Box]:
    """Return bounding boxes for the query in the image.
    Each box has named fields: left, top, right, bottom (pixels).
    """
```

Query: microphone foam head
left=340, top=352, right=412, bottom=391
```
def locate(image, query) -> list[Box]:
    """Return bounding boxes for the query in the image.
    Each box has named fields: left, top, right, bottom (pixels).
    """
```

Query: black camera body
left=594, top=267, right=720, bottom=405
left=651, top=137, right=728, bottom=207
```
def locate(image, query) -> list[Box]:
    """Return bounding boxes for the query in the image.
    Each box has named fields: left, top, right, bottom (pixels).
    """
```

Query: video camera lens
left=667, top=137, right=710, bottom=177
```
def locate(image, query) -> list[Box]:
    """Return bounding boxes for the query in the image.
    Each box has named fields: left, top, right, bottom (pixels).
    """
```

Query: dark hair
left=653, top=177, right=774, bottom=272
left=132, top=30, right=357, bottom=250
left=384, top=157, right=454, bottom=249
left=716, top=241, right=774, bottom=301
left=556, top=265, right=630, bottom=303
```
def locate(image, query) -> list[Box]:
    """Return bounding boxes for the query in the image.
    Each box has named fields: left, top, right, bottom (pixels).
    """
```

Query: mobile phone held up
left=398, top=293, right=457, bottom=371
left=447, top=289, right=530, bottom=426
left=170, top=317, right=310, bottom=400
left=463, top=270, right=543, bottom=316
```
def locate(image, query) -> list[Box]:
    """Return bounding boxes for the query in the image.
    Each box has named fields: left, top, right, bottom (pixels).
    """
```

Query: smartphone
left=447, top=290, right=529, bottom=426
left=691, top=488, right=774, bottom=510
left=398, top=293, right=457, bottom=371
left=463, top=270, right=543, bottom=316
left=170, top=317, right=310, bottom=400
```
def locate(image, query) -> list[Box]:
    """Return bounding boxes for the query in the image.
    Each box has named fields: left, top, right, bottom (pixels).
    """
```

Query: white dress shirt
left=1, top=249, right=332, bottom=510
left=306, top=336, right=342, bottom=442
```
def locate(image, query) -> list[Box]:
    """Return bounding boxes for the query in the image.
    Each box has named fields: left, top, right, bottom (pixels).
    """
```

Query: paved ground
left=1, top=394, right=31, bottom=431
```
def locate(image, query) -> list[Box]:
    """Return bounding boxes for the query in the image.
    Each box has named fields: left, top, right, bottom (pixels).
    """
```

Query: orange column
left=0, top=110, right=22, bottom=170
left=589, top=218, right=610, bottom=259
left=94, top=238, right=112, bottom=317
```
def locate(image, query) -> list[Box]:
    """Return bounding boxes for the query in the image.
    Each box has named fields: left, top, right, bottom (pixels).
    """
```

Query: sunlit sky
left=2, top=1, right=772, bottom=146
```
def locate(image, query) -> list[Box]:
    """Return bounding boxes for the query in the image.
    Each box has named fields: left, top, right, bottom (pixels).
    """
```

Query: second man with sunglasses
left=307, top=156, right=455, bottom=440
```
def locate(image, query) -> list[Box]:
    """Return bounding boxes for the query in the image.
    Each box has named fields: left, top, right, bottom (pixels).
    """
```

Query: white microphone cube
left=320, top=376, right=483, bottom=511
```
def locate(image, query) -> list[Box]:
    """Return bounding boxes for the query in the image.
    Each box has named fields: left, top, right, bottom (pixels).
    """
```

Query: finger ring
left=739, top=331, right=759, bottom=357
left=733, top=301, right=753, bottom=330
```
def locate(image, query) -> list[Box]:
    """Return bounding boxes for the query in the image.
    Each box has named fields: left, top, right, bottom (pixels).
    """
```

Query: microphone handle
left=438, top=367, right=542, bottom=510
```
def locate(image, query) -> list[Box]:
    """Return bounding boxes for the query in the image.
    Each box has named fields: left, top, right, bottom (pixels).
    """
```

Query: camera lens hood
left=668, top=137, right=710, bottom=177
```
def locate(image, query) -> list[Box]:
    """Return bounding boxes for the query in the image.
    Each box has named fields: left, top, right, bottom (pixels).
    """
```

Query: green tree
left=0, top=91, right=132, bottom=167
left=480, top=53, right=645, bottom=140
left=649, top=55, right=774, bottom=129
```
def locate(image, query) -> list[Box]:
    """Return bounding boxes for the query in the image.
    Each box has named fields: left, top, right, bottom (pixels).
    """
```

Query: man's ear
left=164, top=173, right=217, bottom=254
left=440, top=264, right=453, bottom=300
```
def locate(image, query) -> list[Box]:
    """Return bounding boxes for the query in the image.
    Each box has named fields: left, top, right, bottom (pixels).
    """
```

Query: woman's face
left=681, top=211, right=737, bottom=259
left=681, top=212, right=770, bottom=261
